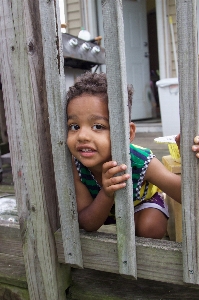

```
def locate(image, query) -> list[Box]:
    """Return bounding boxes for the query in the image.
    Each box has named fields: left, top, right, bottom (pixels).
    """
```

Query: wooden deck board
left=1, top=223, right=184, bottom=286
left=69, top=268, right=199, bottom=300
left=55, top=227, right=184, bottom=285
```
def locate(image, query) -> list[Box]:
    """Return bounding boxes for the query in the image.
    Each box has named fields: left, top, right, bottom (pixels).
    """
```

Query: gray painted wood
left=176, top=0, right=199, bottom=285
left=69, top=268, right=199, bottom=300
left=0, top=0, right=71, bottom=298
left=55, top=229, right=184, bottom=285
left=0, top=90, right=8, bottom=144
left=37, top=0, right=83, bottom=269
left=0, top=222, right=184, bottom=286
left=101, top=0, right=137, bottom=278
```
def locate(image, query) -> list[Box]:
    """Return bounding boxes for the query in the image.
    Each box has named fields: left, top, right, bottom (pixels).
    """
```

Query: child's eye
left=69, top=124, right=80, bottom=131
left=92, top=124, right=105, bottom=130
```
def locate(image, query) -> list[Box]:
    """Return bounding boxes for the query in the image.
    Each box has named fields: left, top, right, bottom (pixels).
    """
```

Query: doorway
left=147, top=1, right=160, bottom=118
left=96, top=0, right=159, bottom=120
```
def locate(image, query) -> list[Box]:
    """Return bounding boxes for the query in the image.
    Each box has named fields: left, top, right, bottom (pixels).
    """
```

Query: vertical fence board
left=101, top=0, right=137, bottom=278
left=0, top=0, right=71, bottom=298
left=176, top=0, right=199, bottom=284
left=37, top=0, right=83, bottom=268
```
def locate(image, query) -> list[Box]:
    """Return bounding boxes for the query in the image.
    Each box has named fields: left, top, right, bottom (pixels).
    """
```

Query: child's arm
left=144, top=157, right=181, bottom=203
left=72, top=160, right=130, bottom=231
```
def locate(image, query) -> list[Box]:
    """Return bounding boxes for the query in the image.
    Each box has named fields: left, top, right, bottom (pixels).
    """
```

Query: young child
left=66, top=72, right=181, bottom=239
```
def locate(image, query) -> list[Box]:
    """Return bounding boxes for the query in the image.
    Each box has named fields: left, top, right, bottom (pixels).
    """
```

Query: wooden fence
left=0, top=0, right=199, bottom=299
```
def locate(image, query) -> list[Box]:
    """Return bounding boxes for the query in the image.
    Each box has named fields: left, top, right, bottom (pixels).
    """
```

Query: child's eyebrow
left=89, top=115, right=109, bottom=122
left=67, top=114, right=109, bottom=122
left=67, top=115, right=78, bottom=121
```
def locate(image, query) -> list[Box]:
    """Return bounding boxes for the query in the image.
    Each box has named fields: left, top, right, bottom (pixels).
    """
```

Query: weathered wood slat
left=176, top=0, right=199, bottom=285
left=0, top=283, right=29, bottom=300
left=0, top=90, right=8, bottom=144
left=0, top=222, right=185, bottom=286
left=38, top=0, right=83, bottom=269
left=0, top=253, right=27, bottom=289
left=162, top=155, right=181, bottom=174
left=101, top=0, right=136, bottom=279
left=0, top=222, right=23, bottom=257
left=55, top=228, right=184, bottom=285
left=0, top=1, right=71, bottom=299
left=0, top=222, right=26, bottom=288
left=69, top=268, right=199, bottom=300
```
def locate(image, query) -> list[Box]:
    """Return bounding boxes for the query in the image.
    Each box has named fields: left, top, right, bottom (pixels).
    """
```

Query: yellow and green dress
left=74, top=143, right=169, bottom=224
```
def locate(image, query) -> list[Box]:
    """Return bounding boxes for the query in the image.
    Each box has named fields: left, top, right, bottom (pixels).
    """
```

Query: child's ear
left=130, top=122, right=136, bottom=142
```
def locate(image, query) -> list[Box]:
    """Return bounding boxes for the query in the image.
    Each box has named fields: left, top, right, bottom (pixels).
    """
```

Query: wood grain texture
left=0, top=222, right=23, bottom=257
left=0, top=221, right=27, bottom=288
left=0, top=222, right=184, bottom=286
left=0, top=253, right=27, bottom=289
left=166, top=196, right=182, bottom=242
left=38, top=0, right=83, bottom=269
left=68, top=268, right=199, bottom=300
left=101, top=0, right=136, bottom=279
left=162, top=156, right=182, bottom=242
left=0, top=1, right=71, bottom=298
left=176, top=0, right=199, bottom=285
left=0, top=283, right=29, bottom=300
left=55, top=229, right=184, bottom=285
left=0, top=90, right=8, bottom=144
left=162, top=155, right=181, bottom=174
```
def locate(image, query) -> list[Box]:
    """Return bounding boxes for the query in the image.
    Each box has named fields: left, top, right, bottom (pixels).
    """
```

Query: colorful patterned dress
left=74, top=144, right=169, bottom=224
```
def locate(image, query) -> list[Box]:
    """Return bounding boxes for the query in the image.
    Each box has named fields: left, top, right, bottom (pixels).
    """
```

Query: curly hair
left=66, top=72, right=133, bottom=122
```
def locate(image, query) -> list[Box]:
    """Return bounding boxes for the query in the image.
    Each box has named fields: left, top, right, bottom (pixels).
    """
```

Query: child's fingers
left=104, top=182, right=128, bottom=194
left=102, top=161, right=127, bottom=178
left=175, top=133, right=180, bottom=150
left=108, top=173, right=130, bottom=186
left=192, top=145, right=199, bottom=152
left=192, top=140, right=199, bottom=158
left=194, top=136, right=199, bottom=144
left=102, top=172, right=130, bottom=194
left=102, top=162, right=130, bottom=197
left=175, top=133, right=180, bottom=143
left=192, top=145, right=199, bottom=158
left=103, top=161, right=118, bottom=171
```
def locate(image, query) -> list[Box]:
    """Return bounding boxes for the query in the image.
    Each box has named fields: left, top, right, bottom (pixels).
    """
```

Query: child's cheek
left=66, top=137, right=72, bottom=150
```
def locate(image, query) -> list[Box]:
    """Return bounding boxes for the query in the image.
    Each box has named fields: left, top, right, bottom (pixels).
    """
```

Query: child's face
left=67, top=94, right=112, bottom=173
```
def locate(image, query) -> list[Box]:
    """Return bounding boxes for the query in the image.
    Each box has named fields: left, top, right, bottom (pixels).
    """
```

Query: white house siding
left=62, top=0, right=179, bottom=78
left=167, top=0, right=178, bottom=78
left=65, top=0, right=82, bottom=36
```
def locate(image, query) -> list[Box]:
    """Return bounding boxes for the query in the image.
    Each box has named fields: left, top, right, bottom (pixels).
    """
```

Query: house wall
left=156, top=0, right=199, bottom=79
left=61, top=0, right=179, bottom=79
left=155, top=0, right=177, bottom=79
left=63, top=0, right=98, bottom=39
left=167, top=0, right=178, bottom=78
left=65, top=0, right=82, bottom=36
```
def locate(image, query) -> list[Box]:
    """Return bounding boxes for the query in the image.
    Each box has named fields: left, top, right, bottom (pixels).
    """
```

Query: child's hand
left=175, top=133, right=199, bottom=158
left=101, top=161, right=130, bottom=198
left=192, top=136, right=199, bottom=158
left=175, top=133, right=180, bottom=151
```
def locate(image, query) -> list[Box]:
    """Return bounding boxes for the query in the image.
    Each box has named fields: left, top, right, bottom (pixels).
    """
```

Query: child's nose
left=77, top=127, right=91, bottom=141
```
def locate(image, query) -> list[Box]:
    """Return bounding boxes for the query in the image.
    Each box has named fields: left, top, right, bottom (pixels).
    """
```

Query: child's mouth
left=81, top=148, right=93, bottom=152
left=78, top=148, right=96, bottom=157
